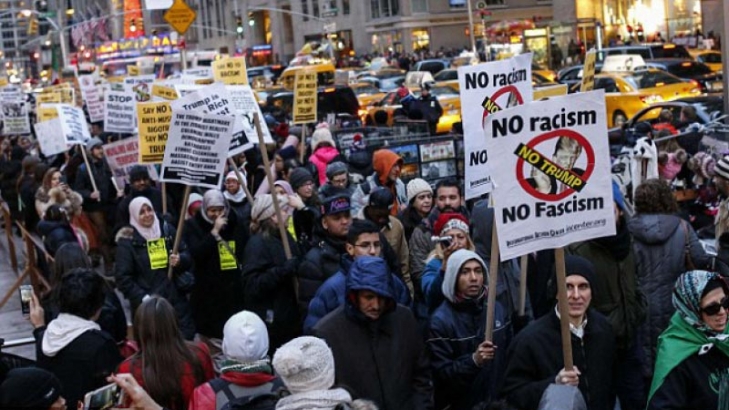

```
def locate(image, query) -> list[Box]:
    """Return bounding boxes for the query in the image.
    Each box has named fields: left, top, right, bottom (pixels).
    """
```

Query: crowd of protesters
left=1, top=114, right=729, bottom=410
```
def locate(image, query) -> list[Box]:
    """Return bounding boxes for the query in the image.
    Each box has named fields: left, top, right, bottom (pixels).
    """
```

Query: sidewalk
left=0, top=230, right=36, bottom=361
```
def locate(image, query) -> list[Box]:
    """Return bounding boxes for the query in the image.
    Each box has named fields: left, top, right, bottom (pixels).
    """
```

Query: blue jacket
left=304, top=256, right=411, bottom=333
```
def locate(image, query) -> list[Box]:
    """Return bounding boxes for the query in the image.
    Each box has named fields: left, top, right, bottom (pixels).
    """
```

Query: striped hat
left=716, top=155, right=729, bottom=180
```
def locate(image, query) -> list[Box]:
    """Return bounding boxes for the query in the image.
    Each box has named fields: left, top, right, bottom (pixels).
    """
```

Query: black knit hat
left=129, top=165, right=150, bottom=182
left=564, top=255, right=597, bottom=289
left=0, top=368, right=63, bottom=408
left=290, top=167, right=314, bottom=190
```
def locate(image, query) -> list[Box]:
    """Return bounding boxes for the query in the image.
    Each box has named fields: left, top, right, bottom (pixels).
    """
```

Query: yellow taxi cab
left=690, top=50, right=722, bottom=72
left=533, top=63, right=558, bottom=82
left=364, top=84, right=461, bottom=134
left=349, top=82, right=386, bottom=111
left=278, top=61, right=336, bottom=89
left=589, top=69, right=700, bottom=127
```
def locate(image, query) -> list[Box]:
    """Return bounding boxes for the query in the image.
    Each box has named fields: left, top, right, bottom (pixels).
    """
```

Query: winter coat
left=184, top=210, right=247, bottom=339
left=628, top=214, right=710, bottom=373
left=189, top=369, right=284, bottom=410
left=297, top=235, right=348, bottom=314
left=310, top=146, right=341, bottom=186
left=313, top=258, right=434, bottom=410
left=37, top=220, right=78, bottom=257
left=304, top=256, right=411, bottom=334
left=34, top=325, right=122, bottom=406
left=399, top=206, right=424, bottom=243
left=0, top=152, right=22, bottom=217
left=114, top=221, right=196, bottom=340
left=350, top=150, right=408, bottom=216
left=501, top=310, right=617, bottom=410
left=35, top=186, right=84, bottom=219
left=74, top=158, right=115, bottom=212
left=241, top=231, right=302, bottom=355
left=18, top=175, right=40, bottom=231
left=115, top=187, right=174, bottom=234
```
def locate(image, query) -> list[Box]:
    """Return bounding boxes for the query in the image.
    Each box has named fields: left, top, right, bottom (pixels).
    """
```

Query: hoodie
left=41, top=313, right=100, bottom=357
left=309, top=146, right=341, bottom=186
left=350, top=150, right=407, bottom=217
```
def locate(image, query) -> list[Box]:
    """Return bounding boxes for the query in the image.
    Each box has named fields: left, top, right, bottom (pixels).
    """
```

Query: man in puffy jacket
left=350, top=149, right=407, bottom=216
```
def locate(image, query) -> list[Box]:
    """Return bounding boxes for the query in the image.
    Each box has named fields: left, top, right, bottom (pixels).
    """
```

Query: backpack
left=208, top=378, right=282, bottom=410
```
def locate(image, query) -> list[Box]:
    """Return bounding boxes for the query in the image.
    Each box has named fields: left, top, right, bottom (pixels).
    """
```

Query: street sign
left=164, top=0, right=196, bottom=35
left=322, top=9, right=338, bottom=18
left=323, top=22, right=336, bottom=33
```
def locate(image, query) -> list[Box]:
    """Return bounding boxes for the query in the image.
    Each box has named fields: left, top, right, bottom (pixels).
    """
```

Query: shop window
left=342, top=0, right=350, bottom=15
left=302, top=0, right=309, bottom=21
left=412, top=0, right=427, bottom=12
left=412, top=29, right=429, bottom=50
left=370, top=0, right=379, bottom=18
left=313, top=0, right=319, bottom=17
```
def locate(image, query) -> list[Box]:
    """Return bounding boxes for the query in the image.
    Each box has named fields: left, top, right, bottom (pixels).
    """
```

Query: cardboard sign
left=151, top=84, right=179, bottom=101
left=212, top=57, right=248, bottom=85
left=104, top=89, right=137, bottom=134
left=160, top=111, right=234, bottom=189
left=78, top=75, right=104, bottom=123
left=484, top=91, right=615, bottom=260
left=57, top=104, right=91, bottom=144
left=1, top=101, right=30, bottom=134
left=228, top=85, right=274, bottom=151
left=458, top=53, right=533, bottom=199
left=103, top=138, right=160, bottom=190
left=581, top=51, right=597, bottom=92
left=137, top=101, right=172, bottom=164
left=124, top=74, right=156, bottom=102
left=35, top=118, right=67, bottom=156
left=293, top=70, right=317, bottom=124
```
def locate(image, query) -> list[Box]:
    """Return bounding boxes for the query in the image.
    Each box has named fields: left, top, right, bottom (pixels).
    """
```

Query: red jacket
left=188, top=371, right=280, bottom=410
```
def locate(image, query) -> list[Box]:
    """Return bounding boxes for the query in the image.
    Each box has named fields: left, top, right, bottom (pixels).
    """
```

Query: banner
left=458, top=53, right=533, bottom=199
left=57, top=104, right=91, bottom=145
left=78, top=75, right=104, bottom=123
left=1, top=101, right=30, bottom=134
left=292, top=70, right=317, bottom=124
left=103, top=138, right=159, bottom=190
left=137, top=101, right=171, bottom=164
left=484, top=91, right=615, bottom=260
left=35, top=118, right=67, bottom=156
left=160, top=111, right=234, bottom=189
left=104, top=89, right=137, bottom=133
left=212, top=57, right=248, bottom=85
left=228, top=85, right=274, bottom=151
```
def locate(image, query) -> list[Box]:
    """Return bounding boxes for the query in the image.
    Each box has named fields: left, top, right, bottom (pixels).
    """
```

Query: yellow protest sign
left=292, top=70, right=318, bottom=124
left=533, top=84, right=568, bottom=100
left=57, top=88, right=74, bottom=105
left=195, top=78, right=214, bottom=85
left=218, top=241, right=237, bottom=270
left=147, top=238, right=168, bottom=269
left=128, top=65, right=139, bottom=76
left=107, top=75, right=125, bottom=83
left=0, top=78, right=8, bottom=87
left=37, top=106, right=59, bottom=122
left=36, top=91, right=62, bottom=108
left=137, top=101, right=171, bottom=164
left=151, top=84, right=179, bottom=100
left=212, top=57, right=248, bottom=85
left=581, top=51, right=597, bottom=92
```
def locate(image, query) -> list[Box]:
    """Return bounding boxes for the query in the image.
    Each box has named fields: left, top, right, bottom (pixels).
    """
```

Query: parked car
left=364, top=84, right=461, bottom=133
left=265, top=84, right=360, bottom=120
left=638, top=59, right=722, bottom=93
left=598, top=43, right=692, bottom=61
left=412, top=59, right=450, bottom=75
left=557, top=64, right=603, bottom=89
left=691, top=50, right=722, bottom=72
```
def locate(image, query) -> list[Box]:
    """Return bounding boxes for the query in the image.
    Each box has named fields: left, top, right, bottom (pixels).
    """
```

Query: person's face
left=91, top=146, right=104, bottom=160
left=388, top=163, right=401, bottom=182
left=275, top=186, right=287, bottom=197
left=131, top=177, right=150, bottom=192
left=456, top=259, right=484, bottom=298
left=323, top=212, right=352, bottom=238
left=224, top=178, right=240, bottom=194
left=50, top=171, right=62, bottom=188
left=91, top=124, right=102, bottom=136
left=414, top=192, right=432, bottom=216
left=436, top=186, right=461, bottom=213
left=206, top=205, right=225, bottom=221
left=356, top=289, right=387, bottom=320
left=49, top=395, right=66, bottom=410
left=564, top=275, right=592, bottom=320
left=700, top=287, right=728, bottom=333
left=444, top=228, right=468, bottom=250
left=346, top=232, right=381, bottom=258
left=330, top=173, right=348, bottom=188
left=138, top=204, right=155, bottom=228
left=19, top=137, right=30, bottom=150
left=274, top=155, right=284, bottom=172
left=554, top=150, right=578, bottom=169
left=296, top=181, right=314, bottom=199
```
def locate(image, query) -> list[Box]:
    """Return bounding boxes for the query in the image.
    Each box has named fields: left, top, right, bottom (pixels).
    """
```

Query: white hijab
left=129, top=196, right=161, bottom=241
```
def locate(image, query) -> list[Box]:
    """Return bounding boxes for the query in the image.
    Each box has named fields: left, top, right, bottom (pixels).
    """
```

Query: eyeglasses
left=354, top=242, right=381, bottom=251
left=331, top=177, right=348, bottom=186
left=701, top=297, right=729, bottom=316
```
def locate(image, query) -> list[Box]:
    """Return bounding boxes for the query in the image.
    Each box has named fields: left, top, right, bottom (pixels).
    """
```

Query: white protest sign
left=1, top=100, right=30, bottom=134
left=78, top=75, right=104, bottom=123
left=56, top=104, right=91, bottom=144
left=173, top=84, right=202, bottom=97
left=0, top=86, right=22, bottom=102
left=160, top=111, right=234, bottom=189
left=124, top=74, right=156, bottom=102
left=103, top=138, right=159, bottom=190
left=228, top=85, right=274, bottom=152
left=144, top=0, right=172, bottom=10
left=104, top=89, right=137, bottom=133
left=183, top=67, right=212, bottom=77
left=35, top=118, right=67, bottom=156
left=484, top=91, right=615, bottom=261
left=458, top=53, right=533, bottom=199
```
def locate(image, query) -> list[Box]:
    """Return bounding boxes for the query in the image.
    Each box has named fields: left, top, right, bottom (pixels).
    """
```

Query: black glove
left=513, top=315, right=531, bottom=334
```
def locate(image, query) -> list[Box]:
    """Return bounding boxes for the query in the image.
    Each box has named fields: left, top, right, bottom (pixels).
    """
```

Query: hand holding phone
left=83, top=383, right=125, bottom=410
left=19, top=285, right=31, bottom=318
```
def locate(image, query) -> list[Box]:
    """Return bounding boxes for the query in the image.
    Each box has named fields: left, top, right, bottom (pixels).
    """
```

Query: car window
left=651, top=45, right=691, bottom=59
left=561, top=68, right=580, bottom=81
left=629, top=71, right=682, bottom=89
left=595, top=77, right=619, bottom=93
left=434, top=70, right=457, bottom=81
left=668, top=62, right=712, bottom=76
left=354, top=85, right=378, bottom=95
left=248, top=69, right=263, bottom=77
left=419, top=62, right=445, bottom=75
left=703, top=53, right=722, bottom=63
left=429, top=85, right=459, bottom=96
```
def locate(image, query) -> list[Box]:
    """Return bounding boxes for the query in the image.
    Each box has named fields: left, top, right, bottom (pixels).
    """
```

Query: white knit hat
left=407, top=178, right=433, bottom=204
left=272, top=336, right=335, bottom=394
left=222, top=311, right=269, bottom=363
left=311, top=123, right=335, bottom=151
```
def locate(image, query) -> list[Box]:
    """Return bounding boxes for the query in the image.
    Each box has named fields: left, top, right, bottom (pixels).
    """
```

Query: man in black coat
left=501, top=255, right=617, bottom=410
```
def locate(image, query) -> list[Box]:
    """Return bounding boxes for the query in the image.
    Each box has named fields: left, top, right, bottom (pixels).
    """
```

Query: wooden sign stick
left=484, top=220, right=500, bottom=341
left=79, top=145, right=100, bottom=200
left=167, top=185, right=191, bottom=280
left=519, top=254, right=529, bottom=316
left=554, top=247, right=574, bottom=370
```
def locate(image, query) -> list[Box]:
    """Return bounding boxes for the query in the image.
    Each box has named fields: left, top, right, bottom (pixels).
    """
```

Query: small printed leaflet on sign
left=1, top=100, right=30, bottom=134
left=37, top=105, right=59, bottom=122
left=151, top=84, right=179, bottom=101
left=35, top=118, right=66, bottom=156
left=137, top=101, right=172, bottom=164
left=218, top=241, right=236, bottom=270
left=293, top=70, right=318, bottom=124
left=458, top=53, right=533, bottom=199
left=57, top=104, right=91, bottom=145
left=127, top=65, right=140, bottom=76
left=484, top=91, right=615, bottom=260
left=183, top=67, right=212, bottom=78
left=104, top=138, right=160, bottom=190
left=160, top=111, right=234, bottom=189
left=212, top=57, right=248, bottom=85
left=105, top=89, right=137, bottom=134
left=147, top=238, right=168, bottom=269
left=78, top=75, right=104, bottom=123
left=228, top=85, right=274, bottom=149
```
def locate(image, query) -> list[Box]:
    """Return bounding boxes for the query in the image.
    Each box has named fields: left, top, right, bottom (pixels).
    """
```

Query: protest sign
left=293, top=70, right=317, bottom=124
left=183, top=67, right=212, bottom=78
left=104, top=89, right=137, bottom=133
left=160, top=111, right=234, bottom=189
left=35, top=118, right=67, bottom=156
left=78, top=75, right=104, bottom=123
left=151, top=84, right=179, bottom=101
left=137, top=101, right=172, bottom=164
left=127, top=65, right=139, bottom=76
left=483, top=91, right=615, bottom=261
left=58, top=88, right=75, bottom=105
left=458, top=53, right=533, bottom=199
left=57, top=104, right=91, bottom=144
left=124, top=74, right=156, bottom=102
left=104, top=138, right=159, bottom=190
left=212, top=57, right=248, bottom=85
left=0, top=86, right=22, bottom=102
left=228, top=85, right=274, bottom=150
left=36, top=91, right=62, bottom=107
left=173, top=84, right=202, bottom=97
left=581, top=51, right=597, bottom=92
left=1, top=101, right=30, bottom=134
left=37, top=106, right=59, bottom=122
left=533, top=84, right=568, bottom=100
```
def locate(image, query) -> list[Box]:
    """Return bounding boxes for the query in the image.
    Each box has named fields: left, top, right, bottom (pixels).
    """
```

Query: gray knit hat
left=273, top=336, right=335, bottom=394
left=326, top=161, right=348, bottom=180
left=289, top=167, right=314, bottom=190
left=406, top=178, right=433, bottom=204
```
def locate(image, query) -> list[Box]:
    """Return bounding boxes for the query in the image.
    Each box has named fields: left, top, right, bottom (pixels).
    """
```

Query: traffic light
left=27, top=17, right=38, bottom=35
left=236, top=16, right=243, bottom=35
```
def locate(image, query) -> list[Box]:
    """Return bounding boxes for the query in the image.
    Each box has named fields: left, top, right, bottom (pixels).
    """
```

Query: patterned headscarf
left=672, top=270, right=729, bottom=336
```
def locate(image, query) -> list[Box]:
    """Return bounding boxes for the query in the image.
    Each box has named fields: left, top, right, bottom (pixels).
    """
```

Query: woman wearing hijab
left=114, top=196, right=196, bottom=340
left=274, top=180, right=297, bottom=239
left=647, top=270, right=729, bottom=409
left=183, top=190, right=247, bottom=350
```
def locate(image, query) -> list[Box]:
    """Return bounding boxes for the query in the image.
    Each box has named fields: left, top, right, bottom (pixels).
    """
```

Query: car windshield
left=434, top=70, right=457, bottom=81
left=651, top=45, right=691, bottom=59
left=624, top=71, right=683, bottom=89
left=668, top=62, right=713, bottom=76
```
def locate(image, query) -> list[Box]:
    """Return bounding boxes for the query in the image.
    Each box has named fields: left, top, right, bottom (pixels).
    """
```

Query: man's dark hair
left=435, top=177, right=462, bottom=197
left=347, top=219, right=381, bottom=245
left=58, top=268, right=106, bottom=320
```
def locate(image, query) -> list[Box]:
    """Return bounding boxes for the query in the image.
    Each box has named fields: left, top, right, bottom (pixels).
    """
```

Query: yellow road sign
left=164, top=0, right=196, bottom=35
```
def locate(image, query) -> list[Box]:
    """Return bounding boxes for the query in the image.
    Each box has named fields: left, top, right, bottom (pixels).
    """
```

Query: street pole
left=722, top=0, right=729, bottom=122
left=466, top=0, right=477, bottom=55
left=55, top=13, right=68, bottom=68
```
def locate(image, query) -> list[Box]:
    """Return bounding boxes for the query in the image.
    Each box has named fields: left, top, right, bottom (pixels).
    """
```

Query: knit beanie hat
left=311, top=123, right=335, bottom=151
left=0, top=368, right=63, bottom=408
left=277, top=145, right=298, bottom=161
left=272, top=336, right=335, bottom=394
left=434, top=213, right=470, bottom=236
left=407, top=178, right=433, bottom=204
left=86, top=137, right=103, bottom=151
left=715, top=155, right=729, bottom=181
left=129, top=165, right=150, bottom=182
left=222, top=310, right=269, bottom=363
left=326, top=161, right=348, bottom=180
left=289, top=167, right=314, bottom=190
left=565, top=255, right=597, bottom=289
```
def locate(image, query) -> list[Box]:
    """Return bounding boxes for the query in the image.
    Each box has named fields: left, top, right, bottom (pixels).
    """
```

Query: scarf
left=42, top=313, right=101, bottom=357
left=129, top=197, right=161, bottom=241
left=648, top=271, right=729, bottom=403
left=630, top=137, right=659, bottom=198
left=223, top=187, right=246, bottom=204
left=275, top=388, right=352, bottom=410
left=594, top=215, right=631, bottom=261
left=201, top=190, right=229, bottom=223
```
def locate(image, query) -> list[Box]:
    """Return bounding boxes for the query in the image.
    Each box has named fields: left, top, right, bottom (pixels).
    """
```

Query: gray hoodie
left=441, top=249, right=488, bottom=303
